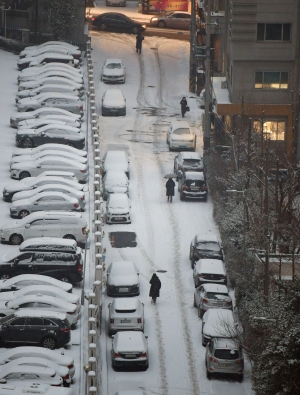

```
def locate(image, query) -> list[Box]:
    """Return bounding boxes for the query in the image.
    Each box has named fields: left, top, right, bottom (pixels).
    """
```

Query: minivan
left=101, top=89, right=126, bottom=116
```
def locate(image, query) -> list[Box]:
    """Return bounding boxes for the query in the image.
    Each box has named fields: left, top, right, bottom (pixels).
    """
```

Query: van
left=19, top=237, right=79, bottom=254
left=0, top=383, right=74, bottom=395
left=101, top=89, right=126, bottom=116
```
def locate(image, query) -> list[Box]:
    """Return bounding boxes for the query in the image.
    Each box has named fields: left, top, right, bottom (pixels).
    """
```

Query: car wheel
left=63, top=234, right=76, bottom=241
left=158, top=21, right=166, bottom=28
left=58, top=275, right=71, bottom=283
left=193, top=296, right=197, bottom=308
left=203, top=195, right=208, bottom=202
left=19, top=210, right=29, bottom=219
left=19, top=171, right=31, bottom=180
left=0, top=273, right=11, bottom=280
left=100, top=23, right=107, bottom=30
left=132, top=26, right=139, bottom=34
left=180, top=192, right=185, bottom=201
left=238, top=375, right=244, bottom=383
left=191, top=257, right=195, bottom=269
left=42, top=337, right=56, bottom=350
left=9, top=233, right=23, bottom=245
left=22, top=137, right=34, bottom=148
left=206, top=370, right=212, bottom=380
left=199, top=307, right=205, bottom=318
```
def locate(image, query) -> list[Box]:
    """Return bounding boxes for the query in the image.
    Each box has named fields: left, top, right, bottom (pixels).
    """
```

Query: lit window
left=255, top=72, right=288, bottom=89
left=253, top=120, right=285, bottom=141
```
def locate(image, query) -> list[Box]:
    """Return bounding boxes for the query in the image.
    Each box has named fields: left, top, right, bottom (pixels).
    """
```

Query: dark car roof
left=98, top=12, right=132, bottom=20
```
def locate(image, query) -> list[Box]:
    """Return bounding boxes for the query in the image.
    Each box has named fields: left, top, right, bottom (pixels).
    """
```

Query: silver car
left=17, top=93, right=83, bottom=114
left=150, top=12, right=191, bottom=29
left=108, top=298, right=144, bottom=336
left=194, top=283, right=232, bottom=318
left=106, top=261, right=140, bottom=297
left=205, top=338, right=244, bottom=381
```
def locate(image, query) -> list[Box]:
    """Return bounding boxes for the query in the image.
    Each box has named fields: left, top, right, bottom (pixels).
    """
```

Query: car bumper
left=170, top=141, right=195, bottom=150
left=107, top=286, right=139, bottom=297
left=208, top=364, right=244, bottom=375
left=182, top=191, right=207, bottom=199
left=102, top=75, right=125, bottom=83
left=199, top=277, right=226, bottom=285
left=109, top=326, right=143, bottom=336
left=102, top=106, right=126, bottom=116
left=106, top=214, right=131, bottom=224
left=112, top=358, right=148, bottom=368
left=10, top=170, right=20, bottom=179
left=201, top=304, right=232, bottom=313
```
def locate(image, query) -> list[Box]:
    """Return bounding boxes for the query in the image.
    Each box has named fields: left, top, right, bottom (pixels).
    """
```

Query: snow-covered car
left=19, top=44, right=81, bottom=59
left=3, top=175, right=82, bottom=202
left=12, top=143, right=86, bottom=158
left=20, top=42, right=80, bottom=58
left=101, top=58, right=126, bottom=83
left=193, top=259, right=227, bottom=287
left=106, top=193, right=131, bottom=224
left=16, top=84, right=81, bottom=101
left=111, top=331, right=148, bottom=371
left=101, top=89, right=126, bottom=116
left=150, top=12, right=191, bottom=29
left=101, top=150, right=130, bottom=178
left=167, top=120, right=196, bottom=151
left=0, top=274, right=72, bottom=293
left=108, top=298, right=144, bottom=336
left=10, top=157, right=88, bottom=182
left=10, top=107, right=82, bottom=128
left=17, top=53, right=79, bottom=70
left=0, top=294, right=79, bottom=325
left=11, top=149, right=87, bottom=166
left=0, top=346, right=75, bottom=377
left=194, top=283, right=232, bottom=318
left=202, top=308, right=237, bottom=346
left=17, top=93, right=83, bottom=114
left=106, top=261, right=140, bottom=297
left=189, top=234, right=223, bottom=268
left=0, top=364, right=63, bottom=386
left=19, top=236, right=80, bottom=254
left=173, top=152, right=203, bottom=179
left=102, top=170, right=129, bottom=200
left=18, top=63, right=82, bottom=81
left=12, top=184, right=86, bottom=210
left=10, top=191, right=81, bottom=218
left=17, top=116, right=81, bottom=129
left=0, top=211, right=88, bottom=245
left=0, top=383, right=74, bottom=395
left=18, top=76, right=83, bottom=93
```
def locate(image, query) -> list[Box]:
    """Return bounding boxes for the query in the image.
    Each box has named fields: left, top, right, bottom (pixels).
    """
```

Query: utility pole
left=203, top=0, right=212, bottom=151
left=189, top=0, right=197, bottom=92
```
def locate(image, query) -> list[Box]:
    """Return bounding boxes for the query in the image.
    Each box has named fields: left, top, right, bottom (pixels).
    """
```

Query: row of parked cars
left=0, top=40, right=88, bottom=394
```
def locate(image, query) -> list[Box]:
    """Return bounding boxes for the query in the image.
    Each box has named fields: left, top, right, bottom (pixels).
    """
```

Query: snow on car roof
left=203, top=309, right=235, bottom=333
left=13, top=309, right=67, bottom=319
left=0, top=346, right=73, bottom=363
left=18, top=210, right=82, bottom=223
left=104, top=150, right=127, bottom=161
left=196, top=259, right=225, bottom=274
left=195, top=233, right=219, bottom=243
left=114, top=331, right=145, bottom=352
left=20, top=236, right=77, bottom=249
left=181, top=152, right=201, bottom=159
left=105, top=58, right=123, bottom=64
left=9, top=294, right=74, bottom=309
left=105, top=170, right=128, bottom=179
left=185, top=171, right=204, bottom=180
left=103, top=89, right=125, bottom=106
left=202, top=283, right=228, bottom=293
left=109, top=261, right=137, bottom=275
left=0, top=363, right=57, bottom=377
left=113, top=298, right=140, bottom=310
left=108, top=193, right=129, bottom=205
left=0, top=274, right=72, bottom=292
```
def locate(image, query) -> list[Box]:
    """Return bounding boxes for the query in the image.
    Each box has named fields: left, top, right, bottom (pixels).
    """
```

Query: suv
left=189, top=234, right=223, bottom=268
left=193, top=259, right=227, bottom=287
left=202, top=308, right=236, bottom=346
left=194, top=283, right=232, bottom=318
left=173, top=152, right=203, bottom=179
left=206, top=338, right=244, bottom=381
left=108, top=298, right=144, bottom=336
left=0, top=310, right=71, bottom=349
left=178, top=171, right=207, bottom=201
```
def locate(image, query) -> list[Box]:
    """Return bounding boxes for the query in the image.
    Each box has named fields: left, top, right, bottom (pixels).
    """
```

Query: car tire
left=58, top=275, right=71, bottom=283
left=180, top=192, right=185, bottom=201
left=191, top=257, right=195, bottom=269
left=22, top=137, right=34, bottom=148
left=193, top=296, right=197, bottom=308
left=0, top=273, right=11, bottom=280
left=9, top=233, right=23, bottom=245
left=203, top=195, right=207, bottom=202
left=19, top=210, right=29, bottom=219
left=199, top=308, right=205, bottom=318
left=132, top=26, right=139, bottom=34
left=63, top=234, right=76, bottom=241
left=158, top=21, right=166, bottom=28
left=42, top=337, right=56, bottom=350
left=100, top=23, right=107, bottom=30
left=19, top=171, right=31, bottom=180
left=206, top=370, right=212, bottom=380
left=238, top=375, right=244, bottom=383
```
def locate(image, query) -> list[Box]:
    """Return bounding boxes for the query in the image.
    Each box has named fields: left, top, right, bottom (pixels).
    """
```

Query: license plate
left=119, top=288, right=129, bottom=292
left=179, top=145, right=186, bottom=148
left=114, top=217, right=123, bottom=220
left=191, top=187, right=200, bottom=191
left=121, top=319, right=131, bottom=323
left=125, top=354, right=136, bottom=358
left=219, top=363, right=231, bottom=367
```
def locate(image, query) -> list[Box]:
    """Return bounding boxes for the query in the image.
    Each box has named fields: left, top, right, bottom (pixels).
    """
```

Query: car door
left=168, top=14, right=182, bottom=29
left=41, top=128, right=63, bottom=145
left=194, top=285, right=202, bottom=306
left=116, top=15, right=131, bottom=32
left=42, top=218, right=62, bottom=237
left=48, top=195, right=67, bottom=211
left=42, top=98, right=57, bottom=108
left=24, top=218, right=45, bottom=239
left=181, top=14, right=191, bottom=29
left=26, top=316, right=48, bottom=343
left=12, top=252, right=35, bottom=276
left=2, top=316, right=31, bottom=343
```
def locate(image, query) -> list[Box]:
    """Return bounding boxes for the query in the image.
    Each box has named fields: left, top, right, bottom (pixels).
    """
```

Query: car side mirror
left=41, top=102, right=45, bottom=106
left=13, top=259, right=19, bottom=266
left=0, top=379, right=7, bottom=384
left=41, top=132, right=45, bottom=136
left=25, top=224, right=30, bottom=228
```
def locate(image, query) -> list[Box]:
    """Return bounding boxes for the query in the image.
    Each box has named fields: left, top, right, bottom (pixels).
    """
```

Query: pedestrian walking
left=149, top=273, right=161, bottom=304
left=166, top=177, right=175, bottom=202
left=180, top=96, right=188, bottom=118
left=136, top=32, right=144, bottom=54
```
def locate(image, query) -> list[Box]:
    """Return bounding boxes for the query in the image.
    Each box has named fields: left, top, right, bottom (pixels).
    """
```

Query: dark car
left=0, top=249, right=83, bottom=284
left=90, top=12, right=147, bottom=34
left=0, top=310, right=71, bottom=349
left=178, top=171, right=207, bottom=201
left=174, top=152, right=203, bottom=179
left=189, top=234, right=223, bottom=268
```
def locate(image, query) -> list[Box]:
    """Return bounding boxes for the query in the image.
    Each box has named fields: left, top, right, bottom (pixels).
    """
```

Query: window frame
left=257, top=23, right=291, bottom=42
left=255, top=71, right=288, bottom=89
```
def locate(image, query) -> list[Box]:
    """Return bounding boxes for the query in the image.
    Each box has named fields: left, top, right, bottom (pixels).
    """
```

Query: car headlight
left=10, top=208, right=17, bottom=212
left=142, top=25, right=146, bottom=28
left=152, top=18, right=158, bottom=22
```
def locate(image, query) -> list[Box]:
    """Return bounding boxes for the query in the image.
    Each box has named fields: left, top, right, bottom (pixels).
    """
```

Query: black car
left=0, top=310, right=71, bottom=349
left=177, top=171, right=207, bottom=201
left=189, top=234, right=223, bottom=268
left=0, top=249, right=83, bottom=284
left=91, top=12, right=147, bottom=34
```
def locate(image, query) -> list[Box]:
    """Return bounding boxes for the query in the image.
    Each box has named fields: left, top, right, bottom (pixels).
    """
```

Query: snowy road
left=92, top=32, right=254, bottom=395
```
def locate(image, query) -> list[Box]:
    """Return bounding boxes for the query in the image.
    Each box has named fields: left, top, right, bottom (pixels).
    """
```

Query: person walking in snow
left=166, top=177, right=175, bottom=202
left=136, top=32, right=144, bottom=54
left=180, top=96, right=188, bottom=118
left=149, top=273, right=161, bottom=304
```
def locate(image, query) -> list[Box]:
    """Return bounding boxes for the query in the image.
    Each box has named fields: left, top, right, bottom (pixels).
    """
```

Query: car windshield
left=196, top=241, right=220, bottom=251
left=173, top=128, right=191, bottom=135
left=115, top=309, right=136, bottom=313
left=106, top=63, right=122, bottom=69
left=183, top=159, right=200, bottom=165
left=206, top=292, right=228, bottom=300
left=214, top=349, right=239, bottom=360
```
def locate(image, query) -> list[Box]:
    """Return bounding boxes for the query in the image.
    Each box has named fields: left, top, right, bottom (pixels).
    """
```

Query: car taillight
left=137, top=318, right=142, bottom=323
left=63, top=374, right=70, bottom=380
left=141, top=352, right=147, bottom=357
left=82, top=227, right=86, bottom=234
left=80, top=169, right=86, bottom=173
left=78, top=105, right=83, bottom=110
left=202, top=298, right=209, bottom=303
left=226, top=301, right=232, bottom=305
left=110, top=319, right=114, bottom=323
left=209, top=356, right=218, bottom=363
left=61, top=327, right=70, bottom=332
left=91, top=17, right=95, bottom=21
left=235, top=359, right=243, bottom=364
left=114, top=352, right=121, bottom=358
left=67, top=364, right=74, bottom=369
left=81, top=195, right=85, bottom=200
left=78, top=264, right=83, bottom=274
left=74, top=203, right=79, bottom=208
left=201, top=186, right=207, bottom=191
left=183, top=185, right=189, bottom=191
left=68, top=311, right=75, bottom=315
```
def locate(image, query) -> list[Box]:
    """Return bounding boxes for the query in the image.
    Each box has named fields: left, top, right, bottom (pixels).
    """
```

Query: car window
left=43, top=219, right=60, bottom=225
left=10, top=317, right=27, bottom=326
left=196, top=241, right=220, bottom=251
left=106, top=63, right=122, bottom=69
left=28, top=317, right=44, bottom=325
left=43, top=318, right=57, bottom=326
left=30, top=219, right=44, bottom=226
left=35, top=302, right=54, bottom=308
left=206, top=292, right=228, bottom=299
left=56, top=99, right=68, bottom=104
left=44, top=99, right=56, bottom=105
left=173, top=128, right=191, bottom=135
left=183, top=159, right=201, bottom=165
left=181, top=14, right=191, bottom=18
left=115, top=309, right=136, bottom=313
left=214, top=348, right=239, bottom=359
left=20, top=302, right=36, bottom=308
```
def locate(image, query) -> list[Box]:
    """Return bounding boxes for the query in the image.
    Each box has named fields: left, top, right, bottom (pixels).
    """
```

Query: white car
left=18, top=64, right=82, bottom=81
left=0, top=365, right=62, bottom=386
left=0, top=274, right=73, bottom=293
left=16, top=84, right=81, bottom=101
left=106, top=193, right=131, bottom=224
left=102, top=170, right=129, bottom=200
left=102, top=89, right=126, bottom=116
left=101, top=58, right=126, bottom=83
left=17, top=116, right=81, bottom=129
left=10, top=107, right=82, bottom=128
left=108, top=298, right=144, bottom=336
left=0, top=346, right=75, bottom=377
left=12, top=184, right=86, bottom=210
left=0, top=294, right=79, bottom=325
left=193, top=258, right=227, bottom=287
left=10, top=156, right=88, bottom=182
left=167, top=120, right=196, bottom=151
left=101, top=150, right=130, bottom=178
left=18, top=76, right=83, bottom=92
left=12, top=143, right=87, bottom=158
left=17, top=53, right=79, bottom=70
left=0, top=383, right=74, bottom=395
left=202, top=308, right=236, bottom=346
left=20, top=42, right=80, bottom=57
left=0, top=211, right=88, bottom=245
left=10, top=191, right=80, bottom=219
left=19, top=45, right=81, bottom=59
left=106, top=261, right=140, bottom=297
left=11, top=149, right=87, bottom=166
left=17, top=93, right=83, bottom=114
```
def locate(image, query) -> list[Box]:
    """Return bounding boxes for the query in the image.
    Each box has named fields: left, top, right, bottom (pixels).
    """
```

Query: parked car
left=194, top=283, right=232, bottom=318
left=189, top=234, right=223, bottom=268
left=178, top=171, right=207, bottom=201
left=102, top=88, right=126, bottom=116
left=111, top=331, right=148, bottom=371
left=19, top=236, right=80, bottom=254
left=18, top=62, right=82, bottom=79
left=102, top=170, right=129, bottom=200
left=12, top=143, right=86, bottom=158
left=0, top=310, right=71, bottom=349
left=91, top=12, right=146, bottom=34
left=167, top=120, right=196, bottom=151
left=17, top=116, right=82, bottom=129
left=106, top=193, right=131, bottom=224
left=193, top=259, right=227, bottom=287
left=17, top=53, right=79, bottom=70
left=20, top=42, right=80, bottom=58
left=106, top=0, right=126, bottom=6
left=108, top=298, right=144, bottom=336
left=0, top=211, right=88, bottom=246
left=0, top=364, right=63, bottom=386
left=202, top=308, right=236, bottom=346
left=10, top=157, right=88, bottom=182
left=18, top=68, right=83, bottom=84
left=101, top=58, right=126, bottom=83
left=106, top=261, right=140, bottom=297
left=150, top=12, right=191, bottom=29
left=18, top=76, right=84, bottom=95
left=16, top=84, right=81, bottom=101
left=205, top=337, right=244, bottom=381
left=17, top=93, right=83, bottom=114
left=19, top=45, right=81, bottom=60
left=10, top=108, right=82, bottom=128
left=173, top=152, right=203, bottom=179
left=0, top=346, right=75, bottom=377
left=11, top=149, right=87, bottom=166
left=0, top=383, right=74, bottom=395
left=101, top=150, right=130, bottom=178
left=0, top=274, right=73, bottom=293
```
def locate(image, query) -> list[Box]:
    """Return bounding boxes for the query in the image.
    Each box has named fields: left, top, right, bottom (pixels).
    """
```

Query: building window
left=257, top=23, right=291, bottom=41
left=253, top=120, right=285, bottom=141
left=255, top=72, right=288, bottom=89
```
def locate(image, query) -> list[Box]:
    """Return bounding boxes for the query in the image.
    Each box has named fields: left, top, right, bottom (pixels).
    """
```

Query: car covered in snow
left=11, top=149, right=87, bottom=166
left=173, top=151, right=203, bottom=179
left=12, top=143, right=86, bottom=158
left=17, top=115, right=82, bottom=129
left=202, top=308, right=236, bottom=346
left=16, top=84, right=81, bottom=101
left=106, top=193, right=131, bottom=224
left=108, top=298, right=144, bottom=336
left=16, top=93, right=83, bottom=114
left=18, top=63, right=82, bottom=81
left=101, top=88, right=126, bottom=116
left=19, top=44, right=81, bottom=60
left=194, top=283, right=232, bottom=318
left=101, top=150, right=130, bottom=178
left=177, top=171, right=207, bottom=201
left=17, top=53, right=79, bottom=70
left=167, top=120, right=196, bottom=151
left=18, top=76, right=83, bottom=92
left=20, top=42, right=80, bottom=58
left=102, top=170, right=129, bottom=201
left=189, top=234, right=223, bottom=268
left=0, top=383, right=74, bottom=395
left=193, top=259, right=227, bottom=287
left=107, top=261, right=140, bottom=297
left=101, top=58, right=126, bottom=83
left=0, top=274, right=73, bottom=293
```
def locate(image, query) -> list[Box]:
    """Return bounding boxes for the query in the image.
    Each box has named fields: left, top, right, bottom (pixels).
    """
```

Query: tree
left=47, top=0, right=77, bottom=40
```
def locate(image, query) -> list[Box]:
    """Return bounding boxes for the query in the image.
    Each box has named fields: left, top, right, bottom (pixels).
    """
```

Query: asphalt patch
left=109, top=232, right=137, bottom=248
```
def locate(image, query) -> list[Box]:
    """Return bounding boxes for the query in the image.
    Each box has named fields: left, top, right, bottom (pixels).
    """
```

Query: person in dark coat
left=149, top=273, right=161, bottom=304
left=180, top=97, right=188, bottom=118
left=136, top=32, right=144, bottom=54
left=166, top=177, right=175, bottom=202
